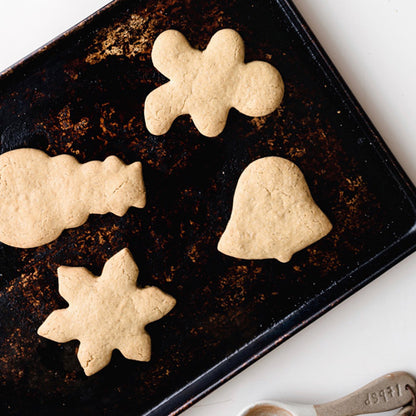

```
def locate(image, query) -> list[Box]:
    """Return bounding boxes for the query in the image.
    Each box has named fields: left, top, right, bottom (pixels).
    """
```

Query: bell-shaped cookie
left=0, top=148, right=146, bottom=248
left=218, top=157, right=332, bottom=263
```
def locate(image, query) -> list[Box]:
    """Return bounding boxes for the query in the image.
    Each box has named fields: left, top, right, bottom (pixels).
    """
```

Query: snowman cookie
left=0, top=148, right=146, bottom=248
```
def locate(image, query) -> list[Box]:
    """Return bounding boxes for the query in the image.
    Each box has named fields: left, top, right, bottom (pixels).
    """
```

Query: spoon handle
left=315, top=372, right=415, bottom=416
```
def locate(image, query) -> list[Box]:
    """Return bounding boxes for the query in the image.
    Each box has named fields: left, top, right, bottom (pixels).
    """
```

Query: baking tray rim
left=1, top=0, right=416, bottom=415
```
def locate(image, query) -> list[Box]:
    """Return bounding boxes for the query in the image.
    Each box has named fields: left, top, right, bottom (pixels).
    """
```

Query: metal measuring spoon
left=394, top=405, right=415, bottom=416
left=239, top=372, right=416, bottom=416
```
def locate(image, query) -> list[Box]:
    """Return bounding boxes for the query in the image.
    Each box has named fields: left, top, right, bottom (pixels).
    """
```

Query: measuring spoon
left=239, top=372, right=415, bottom=416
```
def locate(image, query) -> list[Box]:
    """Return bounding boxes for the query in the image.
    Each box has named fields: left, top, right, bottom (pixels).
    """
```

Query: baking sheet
left=1, top=0, right=416, bottom=415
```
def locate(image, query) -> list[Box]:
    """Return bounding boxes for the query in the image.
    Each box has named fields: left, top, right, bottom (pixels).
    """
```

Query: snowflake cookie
left=38, top=248, right=176, bottom=376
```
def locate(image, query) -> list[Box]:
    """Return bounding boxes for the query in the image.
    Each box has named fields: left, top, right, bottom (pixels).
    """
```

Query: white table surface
left=1, top=1, right=416, bottom=415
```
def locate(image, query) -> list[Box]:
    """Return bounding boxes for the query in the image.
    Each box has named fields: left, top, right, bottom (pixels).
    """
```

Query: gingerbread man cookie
left=145, top=29, right=284, bottom=137
left=0, top=148, right=146, bottom=248
left=38, top=248, right=176, bottom=376
left=218, top=157, right=332, bottom=263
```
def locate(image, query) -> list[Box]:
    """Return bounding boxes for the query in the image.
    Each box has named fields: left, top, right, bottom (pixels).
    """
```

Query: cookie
left=144, top=29, right=284, bottom=137
left=38, top=248, right=176, bottom=376
left=0, top=148, right=146, bottom=248
left=218, top=157, right=332, bottom=263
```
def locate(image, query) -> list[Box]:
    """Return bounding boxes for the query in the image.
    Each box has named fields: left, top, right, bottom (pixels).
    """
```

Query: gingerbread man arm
left=204, top=29, right=245, bottom=66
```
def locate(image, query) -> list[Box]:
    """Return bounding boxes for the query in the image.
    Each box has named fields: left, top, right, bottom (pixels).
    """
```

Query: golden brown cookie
left=218, top=157, right=332, bottom=262
left=145, top=29, right=284, bottom=137
left=38, top=248, right=176, bottom=376
left=0, top=148, right=146, bottom=248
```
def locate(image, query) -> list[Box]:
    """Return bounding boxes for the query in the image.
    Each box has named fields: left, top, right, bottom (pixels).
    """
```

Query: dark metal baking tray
left=1, top=0, right=416, bottom=415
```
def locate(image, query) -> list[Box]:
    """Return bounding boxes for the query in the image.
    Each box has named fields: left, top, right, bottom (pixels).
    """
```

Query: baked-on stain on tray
left=1, top=0, right=416, bottom=415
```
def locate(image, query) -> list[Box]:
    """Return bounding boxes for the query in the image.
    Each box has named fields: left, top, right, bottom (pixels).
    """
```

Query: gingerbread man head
left=145, top=29, right=284, bottom=137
